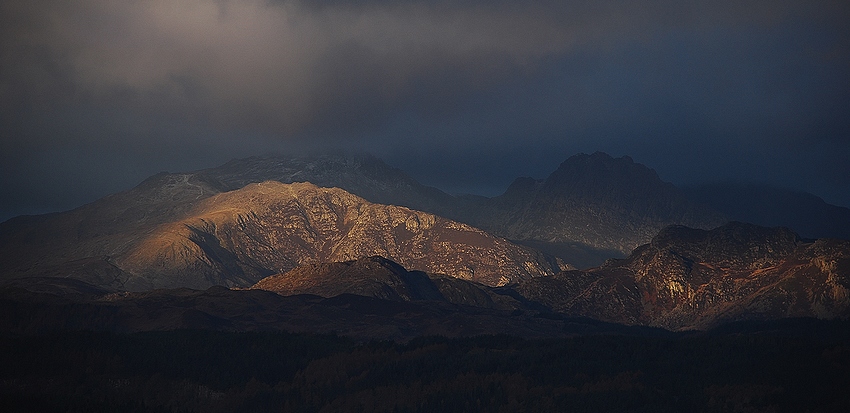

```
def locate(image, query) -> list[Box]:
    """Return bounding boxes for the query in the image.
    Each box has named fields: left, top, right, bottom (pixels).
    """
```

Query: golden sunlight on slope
left=112, top=181, right=564, bottom=289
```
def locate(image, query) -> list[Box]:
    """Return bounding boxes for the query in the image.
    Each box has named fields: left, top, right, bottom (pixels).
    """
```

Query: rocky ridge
left=515, top=222, right=850, bottom=329
left=246, top=221, right=850, bottom=331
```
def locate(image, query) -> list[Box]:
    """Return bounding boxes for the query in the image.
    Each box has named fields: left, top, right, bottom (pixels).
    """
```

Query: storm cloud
left=2, top=0, right=849, bottom=219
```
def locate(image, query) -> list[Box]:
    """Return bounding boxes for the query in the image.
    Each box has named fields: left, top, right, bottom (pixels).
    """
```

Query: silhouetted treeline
left=2, top=319, right=850, bottom=412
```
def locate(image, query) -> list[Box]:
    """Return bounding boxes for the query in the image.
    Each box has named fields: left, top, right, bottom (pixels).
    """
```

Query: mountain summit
left=460, top=152, right=726, bottom=257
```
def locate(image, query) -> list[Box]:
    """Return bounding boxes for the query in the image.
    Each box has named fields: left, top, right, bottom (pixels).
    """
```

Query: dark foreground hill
left=0, top=277, right=653, bottom=341
left=3, top=259, right=849, bottom=411
left=1, top=321, right=849, bottom=412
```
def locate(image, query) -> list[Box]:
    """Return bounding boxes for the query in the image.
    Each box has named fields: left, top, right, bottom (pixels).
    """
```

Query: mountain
left=683, top=182, right=850, bottom=241
left=195, top=152, right=728, bottom=267
left=11, top=151, right=846, bottom=273
left=0, top=172, right=228, bottom=290
left=514, top=222, right=850, bottom=330
left=0, top=180, right=564, bottom=291
left=457, top=152, right=727, bottom=258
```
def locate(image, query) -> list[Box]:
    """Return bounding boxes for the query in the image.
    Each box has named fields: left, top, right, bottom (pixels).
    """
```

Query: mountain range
left=3, top=222, right=847, bottom=335
left=203, top=152, right=722, bottom=265
left=514, top=222, right=850, bottom=329
left=1, top=151, right=849, bottom=336
left=199, top=151, right=850, bottom=266
left=246, top=222, right=850, bottom=330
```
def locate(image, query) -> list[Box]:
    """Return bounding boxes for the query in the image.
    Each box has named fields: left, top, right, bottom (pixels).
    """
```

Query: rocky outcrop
left=514, top=222, right=850, bottom=330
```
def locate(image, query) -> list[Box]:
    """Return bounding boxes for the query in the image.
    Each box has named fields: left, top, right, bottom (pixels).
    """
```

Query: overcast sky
left=2, top=0, right=849, bottom=221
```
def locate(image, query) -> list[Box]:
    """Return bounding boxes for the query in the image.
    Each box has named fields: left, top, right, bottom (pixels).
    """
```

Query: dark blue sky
left=1, top=1, right=849, bottom=221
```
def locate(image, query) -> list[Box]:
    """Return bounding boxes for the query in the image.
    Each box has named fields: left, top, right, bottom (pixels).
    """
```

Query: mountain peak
left=544, top=152, right=663, bottom=194
left=479, top=152, right=726, bottom=255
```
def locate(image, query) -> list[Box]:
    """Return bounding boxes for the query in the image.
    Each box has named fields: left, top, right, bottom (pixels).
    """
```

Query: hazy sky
left=2, top=0, right=849, bottom=221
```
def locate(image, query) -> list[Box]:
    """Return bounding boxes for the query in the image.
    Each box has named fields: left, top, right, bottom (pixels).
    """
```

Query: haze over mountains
left=684, top=183, right=850, bottom=241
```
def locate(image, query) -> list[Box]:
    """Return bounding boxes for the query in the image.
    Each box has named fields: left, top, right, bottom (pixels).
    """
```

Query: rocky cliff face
left=514, top=222, right=850, bottom=330
left=0, top=180, right=564, bottom=291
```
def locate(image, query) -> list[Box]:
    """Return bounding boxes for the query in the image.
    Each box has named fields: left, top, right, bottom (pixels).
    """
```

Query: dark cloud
left=1, top=0, right=849, bottom=220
